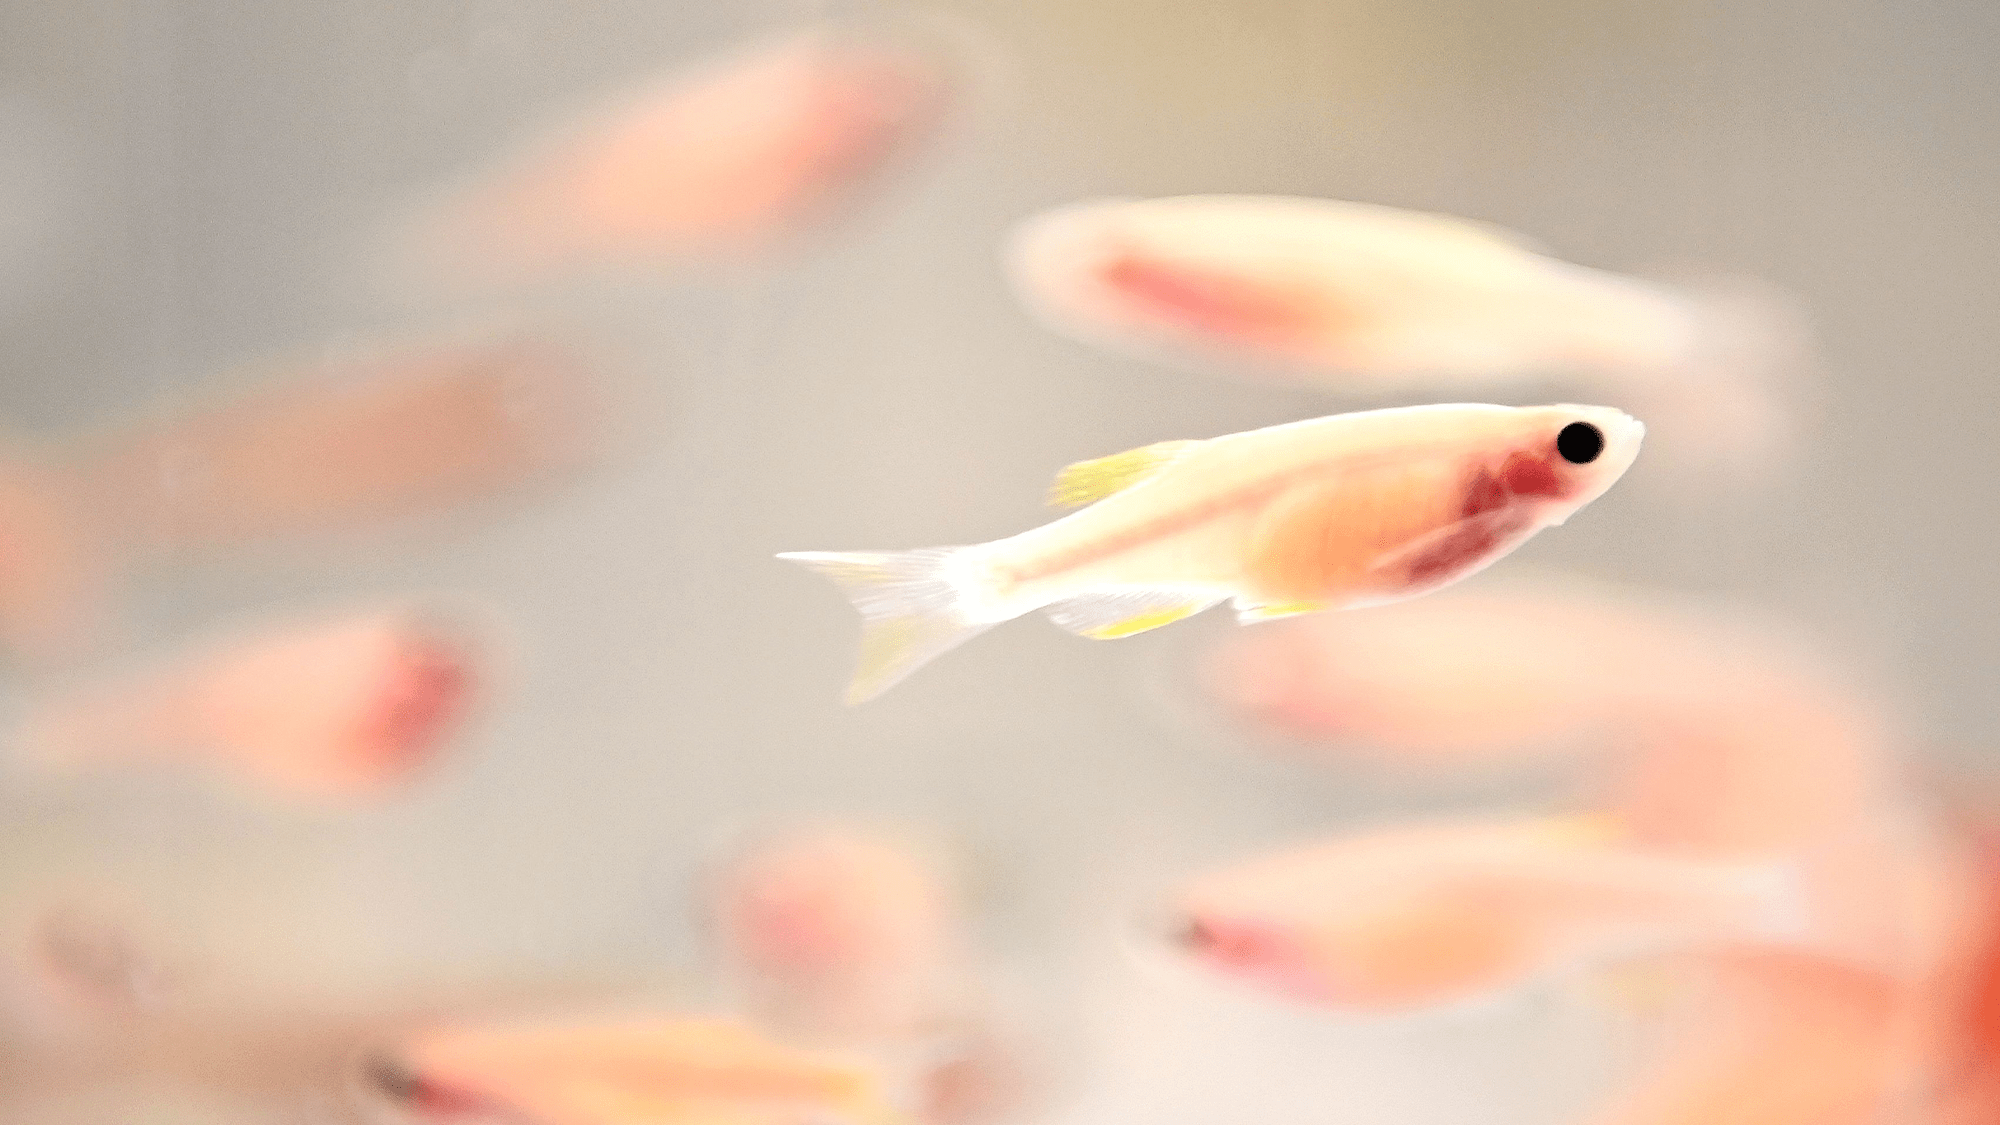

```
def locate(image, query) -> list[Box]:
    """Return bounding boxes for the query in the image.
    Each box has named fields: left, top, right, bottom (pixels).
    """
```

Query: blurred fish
left=397, top=24, right=952, bottom=293
left=783, top=403, right=1642, bottom=702
left=364, top=1015, right=908, bottom=1125
left=1202, top=583, right=1667, bottom=763
left=16, top=606, right=480, bottom=801
left=1160, top=815, right=1809, bottom=1012
left=709, top=830, right=1034, bottom=1125
left=712, top=831, right=960, bottom=1044
left=70, top=334, right=596, bottom=561
left=1588, top=951, right=1904, bottom=1125
left=1007, top=195, right=1804, bottom=475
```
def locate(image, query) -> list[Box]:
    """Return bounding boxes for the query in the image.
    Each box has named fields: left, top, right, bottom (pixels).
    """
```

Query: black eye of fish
left=1556, top=422, right=1604, bottom=464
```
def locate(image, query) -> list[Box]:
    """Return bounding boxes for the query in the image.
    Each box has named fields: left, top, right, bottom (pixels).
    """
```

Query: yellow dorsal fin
left=1048, top=439, right=1203, bottom=509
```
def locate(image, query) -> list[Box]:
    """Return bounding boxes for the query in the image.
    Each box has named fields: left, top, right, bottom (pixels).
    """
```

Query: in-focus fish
left=783, top=403, right=1642, bottom=702
left=1007, top=195, right=1800, bottom=473
left=368, top=1016, right=907, bottom=1125
left=16, top=608, right=478, bottom=801
left=1163, top=816, right=1808, bottom=1012
left=398, top=24, right=952, bottom=292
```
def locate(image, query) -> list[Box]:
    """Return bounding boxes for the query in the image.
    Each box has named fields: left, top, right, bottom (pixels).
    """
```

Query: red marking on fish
left=1101, top=254, right=1310, bottom=344
left=1402, top=519, right=1516, bottom=587
left=1460, top=468, right=1509, bottom=518
left=1500, top=451, right=1563, bottom=499
left=361, top=639, right=469, bottom=769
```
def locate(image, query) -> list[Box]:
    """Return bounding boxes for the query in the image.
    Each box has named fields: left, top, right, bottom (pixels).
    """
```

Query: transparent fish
left=1160, top=815, right=1810, bottom=1013
left=395, top=24, right=953, bottom=292
left=362, top=1016, right=909, bottom=1125
left=708, top=830, right=1034, bottom=1125
left=1592, top=951, right=1904, bottom=1125
left=782, top=403, right=1642, bottom=703
left=1007, top=195, right=1803, bottom=475
left=70, top=334, right=596, bottom=560
left=16, top=607, right=480, bottom=801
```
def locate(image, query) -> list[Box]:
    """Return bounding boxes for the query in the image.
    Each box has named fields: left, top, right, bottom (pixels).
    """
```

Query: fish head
left=1498, top=404, right=1645, bottom=522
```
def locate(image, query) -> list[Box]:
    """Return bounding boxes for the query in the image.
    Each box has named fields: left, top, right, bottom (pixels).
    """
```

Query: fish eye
left=1556, top=421, right=1604, bottom=464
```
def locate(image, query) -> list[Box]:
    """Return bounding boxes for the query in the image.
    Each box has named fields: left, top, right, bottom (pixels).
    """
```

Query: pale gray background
left=0, top=0, right=1994, bottom=1121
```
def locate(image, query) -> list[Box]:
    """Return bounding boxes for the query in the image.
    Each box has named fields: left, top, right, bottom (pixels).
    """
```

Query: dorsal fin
left=1047, top=439, right=1203, bottom=509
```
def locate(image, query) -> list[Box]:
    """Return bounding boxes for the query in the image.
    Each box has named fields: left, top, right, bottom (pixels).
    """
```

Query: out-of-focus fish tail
left=778, top=547, right=994, bottom=704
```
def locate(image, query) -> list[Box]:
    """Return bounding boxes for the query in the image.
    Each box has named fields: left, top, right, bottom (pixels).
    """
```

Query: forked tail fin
left=777, top=547, right=994, bottom=704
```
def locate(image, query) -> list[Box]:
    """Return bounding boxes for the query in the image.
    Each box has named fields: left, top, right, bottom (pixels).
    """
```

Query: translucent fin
left=778, top=548, right=994, bottom=704
left=1045, top=588, right=1222, bottom=639
left=1047, top=440, right=1203, bottom=509
left=1233, top=600, right=1328, bottom=624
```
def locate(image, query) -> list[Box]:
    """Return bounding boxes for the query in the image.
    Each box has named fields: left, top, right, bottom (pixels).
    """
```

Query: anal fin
left=1233, top=600, right=1328, bottom=624
left=1045, top=588, right=1222, bottom=639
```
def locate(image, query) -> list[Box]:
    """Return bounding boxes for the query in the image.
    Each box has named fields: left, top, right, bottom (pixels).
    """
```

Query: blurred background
left=0, top=0, right=1995, bottom=1121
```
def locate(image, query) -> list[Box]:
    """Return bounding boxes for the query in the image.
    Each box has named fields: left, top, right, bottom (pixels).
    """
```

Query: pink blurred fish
left=400, top=25, right=952, bottom=291
left=0, top=335, right=591, bottom=663
left=1164, top=815, right=1808, bottom=1012
left=1589, top=951, right=1906, bottom=1125
left=713, top=832, right=958, bottom=1042
left=16, top=607, right=479, bottom=801
left=1008, top=195, right=1805, bottom=475
left=710, top=831, right=1034, bottom=1125
left=364, top=1015, right=907, bottom=1125
left=71, top=334, right=595, bottom=559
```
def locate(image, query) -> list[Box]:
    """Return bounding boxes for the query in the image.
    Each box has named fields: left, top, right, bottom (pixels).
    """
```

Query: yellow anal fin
left=1082, top=604, right=1206, bottom=638
left=1046, top=588, right=1222, bottom=639
left=1235, top=600, right=1328, bottom=623
left=1048, top=439, right=1203, bottom=509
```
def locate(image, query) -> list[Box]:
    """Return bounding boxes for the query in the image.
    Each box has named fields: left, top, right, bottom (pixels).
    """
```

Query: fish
left=781, top=402, right=1642, bottom=703
left=1006, top=195, right=1802, bottom=474
left=68, top=333, right=596, bottom=560
left=15, top=607, right=479, bottom=801
left=368, top=1016, right=909, bottom=1125
left=709, top=831, right=1035, bottom=1125
left=1161, top=816, right=1811, bottom=1012
left=1589, top=951, right=1903, bottom=1125
left=396, top=24, right=952, bottom=292
left=711, top=831, right=958, bottom=1042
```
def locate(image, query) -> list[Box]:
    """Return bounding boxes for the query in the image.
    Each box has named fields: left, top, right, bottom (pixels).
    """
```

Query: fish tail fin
left=778, top=547, right=996, bottom=704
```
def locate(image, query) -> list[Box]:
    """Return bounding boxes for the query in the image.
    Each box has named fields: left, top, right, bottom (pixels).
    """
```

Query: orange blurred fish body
left=1165, top=816, right=1807, bottom=1012
left=72, top=335, right=594, bottom=559
left=783, top=403, right=1642, bottom=702
left=1590, top=951, right=1905, bottom=1125
left=405, top=27, right=950, bottom=290
left=714, top=832, right=957, bottom=1043
left=371, top=1016, right=908, bottom=1125
left=1008, top=195, right=1802, bottom=473
left=17, top=608, right=478, bottom=801
left=711, top=831, right=1036, bottom=1125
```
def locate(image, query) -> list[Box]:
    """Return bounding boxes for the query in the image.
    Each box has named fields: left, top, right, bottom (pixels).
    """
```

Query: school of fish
left=0, top=9, right=1987, bottom=1125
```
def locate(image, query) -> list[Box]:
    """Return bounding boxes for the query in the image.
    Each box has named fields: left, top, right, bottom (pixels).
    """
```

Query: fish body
left=1166, top=816, right=1810, bottom=1012
left=1008, top=195, right=1699, bottom=381
left=16, top=608, right=478, bottom=801
left=783, top=402, right=1641, bottom=702
left=374, top=1016, right=908, bottom=1125
left=402, top=26, right=951, bottom=290
left=1007, top=195, right=1802, bottom=475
